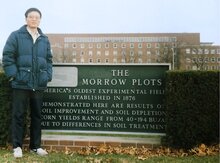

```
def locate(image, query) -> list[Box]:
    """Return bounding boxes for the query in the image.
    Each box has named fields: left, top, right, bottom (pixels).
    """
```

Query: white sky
left=0, top=0, right=220, bottom=58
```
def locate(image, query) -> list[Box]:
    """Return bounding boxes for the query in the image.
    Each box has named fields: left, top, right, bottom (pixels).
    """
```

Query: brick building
left=179, top=43, right=220, bottom=70
left=46, top=33, right=220, bottom=70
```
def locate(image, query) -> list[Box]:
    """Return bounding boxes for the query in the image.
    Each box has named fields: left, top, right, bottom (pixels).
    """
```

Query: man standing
left=2, top=8, right=53, bottom=158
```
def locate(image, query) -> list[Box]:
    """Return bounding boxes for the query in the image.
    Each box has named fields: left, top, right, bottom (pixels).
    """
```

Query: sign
left=41, top=64, right=170, bottom=134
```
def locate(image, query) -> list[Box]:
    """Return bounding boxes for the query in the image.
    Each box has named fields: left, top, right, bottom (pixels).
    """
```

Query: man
left=2, top=8, right=53, bottom=158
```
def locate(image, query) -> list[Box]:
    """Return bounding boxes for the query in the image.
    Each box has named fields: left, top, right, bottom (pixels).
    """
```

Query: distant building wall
left=46, top=33, right=220, bottom=70
left=180, top=45, right=220, bottom=70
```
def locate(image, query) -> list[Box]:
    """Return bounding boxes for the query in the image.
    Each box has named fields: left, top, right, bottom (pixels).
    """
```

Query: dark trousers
left=12, top=89, right=43, bottom=149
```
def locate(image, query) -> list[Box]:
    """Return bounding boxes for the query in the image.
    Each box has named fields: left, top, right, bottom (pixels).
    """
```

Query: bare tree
left=157, top=43, right=177, bottom=69
left=185, top=46, right=210, bottom=70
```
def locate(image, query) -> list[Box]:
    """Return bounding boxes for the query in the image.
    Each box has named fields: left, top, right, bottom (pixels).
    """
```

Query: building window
left=138, top=43, right=142, bottom=48
left=172, top=43, right=176, bottom=47
left=147, top=50, right=151, bottom=55
left=113, top=43, right=117, bottom=48
left=113, top=58, right=117, bottom=63
left=192, top=48, right=197, bottom=54
left=105, top=51, right=109, bottom=56
left=147, top=43, right=151, bottom=48
left=89, top=58, right=93, bottom=63
left=97, top=58, right=101, bottom=63
left=164, top=47, right=168, bottom=54
left=198, top=58, right=203, bottom=62
left=204, top=57, right=209, bottom=63
left=156, top=58, right=161, bottom=63
left=211, top=66, right=216, bottom=70
left=105, top=58, right=109, bottom=63
left=138, top=51, right=143, bottom=56
left=54, top=43, right=61, bottom=48
left=64, top=43, right=69, bottom=48
left=89, top=43, right=93, bottom=48
left=217, top=49, right=220, bottom=54
left=105, top=43, right=109, bottom=48
left=186, top=58, right=191, bottom=63
left=204, top=66, right=209, bottom=70
left=186, top=65, right=191, bottom=70
left=89, top=51, right=93, bottom=56
left=211, top=57, right=216, bottom=62
left=192, top=58, right=197, bottom=63
left=72, top=58, right=76, bottom=63
left=97, top=43, right=101, bottom=48
left=80, top=51, right=84, bottom=56
left=72, top=43, right=77, bottom=48
left=138, top=58, right=142, bottom=63
left=80, top=44, right=85, bottom=49
left=156, top=49, right=160, bottom=55
left=198, top=49, right=203, bottom=54
left=130, top=51, right=134, bottom=57
left=192, top=65, right=197, bottom=70
left=130, top=57, right=135, bottom=63
left=121, top=51, right=126, bottom=57
left=155, top=43, right=160, bottom=48
left=130, top=43, right=134, bottom=48
left=121, top=58, right=126, bottom=63
left=80, top=58, right=84, bottom=63
left=121, top=43, right=126, bottom=48
left=204, top=49, right=209, bottom=54
left=211, top=49, right=215, bottom=54
left=186, top=48, right=191, bottom=54
left=72, top=51, right=76, bottom=57
left=113, top=51, right=118, bottom=56
left=97, top=51, right=101, bottom=56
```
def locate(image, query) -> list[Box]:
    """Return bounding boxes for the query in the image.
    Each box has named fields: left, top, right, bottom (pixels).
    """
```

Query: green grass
left=0, top=149, right=219, bottom=163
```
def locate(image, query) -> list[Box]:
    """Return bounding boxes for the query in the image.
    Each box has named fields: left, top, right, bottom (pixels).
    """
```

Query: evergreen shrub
left=0, top=72, right=30, bottom=146
left=0, top=71, right=219, bottom=148
left=0, top=73, right=11, bottom=146
left=163, top=71, right=219, bottom=149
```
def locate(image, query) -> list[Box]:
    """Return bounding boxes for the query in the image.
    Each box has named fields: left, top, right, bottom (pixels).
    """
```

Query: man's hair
left=25, top=8, right=42, bottom=18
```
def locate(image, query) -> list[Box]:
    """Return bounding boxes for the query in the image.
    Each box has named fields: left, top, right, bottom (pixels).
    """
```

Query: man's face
left=26, top=11, right=41, bottom=29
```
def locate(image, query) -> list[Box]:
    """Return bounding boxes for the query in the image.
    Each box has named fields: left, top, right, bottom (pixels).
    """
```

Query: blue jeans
left=12, top=89, right=43, bottom=149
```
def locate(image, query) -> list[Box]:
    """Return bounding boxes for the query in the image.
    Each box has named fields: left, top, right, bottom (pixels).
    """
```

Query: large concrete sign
left=41, top=64, right=170, bottom=135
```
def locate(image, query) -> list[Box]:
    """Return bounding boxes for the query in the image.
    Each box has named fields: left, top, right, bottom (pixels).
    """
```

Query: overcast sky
left=0, top=0, right=220, bottom=58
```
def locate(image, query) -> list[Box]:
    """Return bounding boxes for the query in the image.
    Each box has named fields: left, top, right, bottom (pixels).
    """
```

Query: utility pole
left=171, top=48, right=175, bottom=70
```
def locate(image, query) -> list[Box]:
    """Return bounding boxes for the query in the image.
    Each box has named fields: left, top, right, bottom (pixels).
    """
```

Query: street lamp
left=171, top=48, right=175, bottom=70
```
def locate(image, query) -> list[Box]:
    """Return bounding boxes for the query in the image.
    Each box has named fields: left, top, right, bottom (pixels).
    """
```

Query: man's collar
left=26, top=26, right=39, bottom=36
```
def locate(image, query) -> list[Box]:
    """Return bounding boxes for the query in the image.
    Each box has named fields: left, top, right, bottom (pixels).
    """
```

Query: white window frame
left=186, top=48, right=191, bottom=54
left=97, top=43, right=101, bottom=49
left=138, top=43, right=142, bottom=48
left=113, top=43, right=117, bottom=48
left=147, top=43, right=151, bottom=48
left=72, top=43, right=77, bottom=48
left=105, top=51, right=109, bottom=56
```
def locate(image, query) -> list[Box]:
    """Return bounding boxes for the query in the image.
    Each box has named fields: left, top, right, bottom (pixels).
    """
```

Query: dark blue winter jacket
left=2, top=25, right=53, bottom=90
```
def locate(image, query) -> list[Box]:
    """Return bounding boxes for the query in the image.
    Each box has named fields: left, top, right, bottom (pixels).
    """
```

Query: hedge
left=0, top=73, right=30, bottom=146
left=0, top=73, right=12, bottom=146
left=163, top=71, right=219, bottom=149
left=0, top=71, right=219, bottom=149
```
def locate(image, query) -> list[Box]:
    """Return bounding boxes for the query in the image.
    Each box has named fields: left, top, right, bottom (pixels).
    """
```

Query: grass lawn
left=0, top=149, right=219, bottom=163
